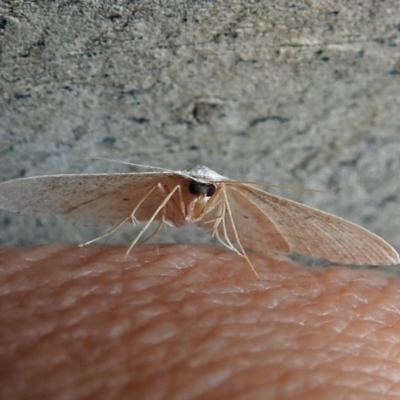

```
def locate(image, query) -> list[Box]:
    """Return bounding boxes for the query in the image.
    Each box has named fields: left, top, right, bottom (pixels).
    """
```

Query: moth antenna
left=81, top=155, right=176, bottom=173
left=223, top=180, right=328, bottom=194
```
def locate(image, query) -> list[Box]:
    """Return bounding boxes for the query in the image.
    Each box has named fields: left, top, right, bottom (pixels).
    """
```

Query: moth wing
left=197, top=186, right=291, bottom=255
left=223, top=185, right=400, bottom=265
left=199, top=184, right=399, bottom=266
left=0, top=173, right=187, bottom=225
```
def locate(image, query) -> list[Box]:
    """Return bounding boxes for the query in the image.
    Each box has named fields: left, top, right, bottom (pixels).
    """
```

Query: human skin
left=1, top=243, right=400, bottom=399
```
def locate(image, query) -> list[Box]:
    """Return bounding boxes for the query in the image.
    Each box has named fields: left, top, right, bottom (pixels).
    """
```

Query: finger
left=1, top=243, right=400, bottom=399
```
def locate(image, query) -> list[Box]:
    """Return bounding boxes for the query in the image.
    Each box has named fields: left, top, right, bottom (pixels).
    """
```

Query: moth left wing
left=197, top=184, right=291, bottom=256
left=198, top=183, right=399, bottom=266
left=0, top=173, right=188, bottom=226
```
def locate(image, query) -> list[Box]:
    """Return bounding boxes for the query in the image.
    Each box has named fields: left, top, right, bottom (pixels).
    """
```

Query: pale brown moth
left=0, top=164, right=398, bottom=275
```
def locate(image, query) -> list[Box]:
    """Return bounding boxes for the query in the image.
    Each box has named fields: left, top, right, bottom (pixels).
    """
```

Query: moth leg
left=201, top=200, right=237, bottom=253
left=221, top=187, right=259, bottom=277
left=79, top=185, right=158, bottom=247
left=129, top=185, right=158, bottom=224
left=124, top=184, right=182, bottom=260
left=134, top=184, right=179, bottom=246
left=218, top=201, right=241, bottom=252
left=157, top=181, right=186, bottom=217
left=208, top=201, right=238, bottom=252
left=136, top=216, right=167, bottom=245
left=215, top=217, right=242, bottom=253
left=79, top=214, right=132, bottom=247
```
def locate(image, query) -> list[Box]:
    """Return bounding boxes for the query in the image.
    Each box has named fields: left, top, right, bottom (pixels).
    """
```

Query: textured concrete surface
left=0, top=1, right=399, bottom=256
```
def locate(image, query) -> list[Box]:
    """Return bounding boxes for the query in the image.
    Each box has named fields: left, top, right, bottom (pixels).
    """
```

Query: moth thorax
left=189, top=180, right=216, bottom=197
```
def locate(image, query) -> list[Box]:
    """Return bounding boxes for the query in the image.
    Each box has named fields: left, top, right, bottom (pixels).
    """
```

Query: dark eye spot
left=189, top=180, right=216, bottom=197
left=206, top=185, right=216, bottom=196
left=189, top=181, right=202, bottom=195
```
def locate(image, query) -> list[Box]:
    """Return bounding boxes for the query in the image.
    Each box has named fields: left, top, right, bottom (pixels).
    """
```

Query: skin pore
left=1, top=243, right=400, bottom=399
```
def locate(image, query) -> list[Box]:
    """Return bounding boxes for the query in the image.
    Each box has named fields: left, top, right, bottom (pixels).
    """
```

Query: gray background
left=1, top=1, right=399, bottom=256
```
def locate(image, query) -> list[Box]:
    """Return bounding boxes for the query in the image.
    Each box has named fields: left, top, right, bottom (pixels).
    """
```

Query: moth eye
left=206, top=184, right=216, bottom=197
left=189, top=180, right=216, bottom=197
left=189, top=180, right=202, bottom=195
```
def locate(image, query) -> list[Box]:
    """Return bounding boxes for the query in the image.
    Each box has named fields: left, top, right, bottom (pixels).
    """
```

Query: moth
left=0, top=164, right=398, bottom=275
